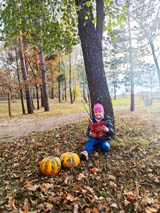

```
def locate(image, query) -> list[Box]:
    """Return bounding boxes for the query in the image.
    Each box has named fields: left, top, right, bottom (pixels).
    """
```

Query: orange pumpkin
left=40, top=156, right=61, bottom=176
left=60, top=152, right=80, bottom=168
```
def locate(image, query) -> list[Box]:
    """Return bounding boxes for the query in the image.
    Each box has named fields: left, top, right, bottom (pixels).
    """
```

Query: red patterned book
left=89, top=119, right=107, bottom=138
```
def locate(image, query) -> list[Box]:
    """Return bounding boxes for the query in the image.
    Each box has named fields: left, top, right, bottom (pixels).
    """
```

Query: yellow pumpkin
left=40, top=156, right=61, bottom=176
left=60, top=152, right=80, bottom=168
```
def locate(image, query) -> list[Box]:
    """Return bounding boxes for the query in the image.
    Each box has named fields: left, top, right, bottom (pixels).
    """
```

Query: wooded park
left=0, top=0, right=160, bottom=212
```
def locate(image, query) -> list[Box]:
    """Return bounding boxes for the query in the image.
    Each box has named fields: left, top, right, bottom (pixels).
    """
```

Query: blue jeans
left=84, top=138, right=110, bottom=153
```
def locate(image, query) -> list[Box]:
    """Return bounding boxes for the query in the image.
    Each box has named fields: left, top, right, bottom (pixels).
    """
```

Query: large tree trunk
left=75, top=0, right=114, bottom=121
left=39, top=51, right=49, bottom=111
left=17, top=36, right=33, bottom=114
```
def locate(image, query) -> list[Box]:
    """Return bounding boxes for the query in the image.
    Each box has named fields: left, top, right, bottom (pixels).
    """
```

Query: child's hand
left=101, top=125, right=109, bottom=132
left=89, top=131, right=96, bottom=137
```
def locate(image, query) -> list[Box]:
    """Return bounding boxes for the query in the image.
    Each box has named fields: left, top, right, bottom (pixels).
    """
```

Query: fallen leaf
left=109, top=181, right=117, bottom=188
left=40, top=183, right=54, bottom=192
left=46, top=202, right=53, bottom=211
left=108, top=175, right=116, bottom=181
left=64, top=176, right=71, bottom=184
left=84, top=186, right=95, bottom=194
left=126, top=193, right=137, bottom=202
left=111, top=203, right=118, bottom=208
left=73, top=183, right=81, bottom=191
left=36, top=203, right=44, bottom=210
left=24, top=199, right=30, bottom=213
left=145, top=207, right=158, bottom=213
left=73, top=204, right=79, bottom=213
left=76, top=173, right=86, bottom=180
left=92, top=208, right=99, bottom=213
left=124, top=199, right=130, bottom=206
left=85, top=208, right=91, bottom=213
left=66, top=193, right=79, bottom=202
left=8, top=197, right=17, bottom=210
left=54, top=144, right=61, bottom=154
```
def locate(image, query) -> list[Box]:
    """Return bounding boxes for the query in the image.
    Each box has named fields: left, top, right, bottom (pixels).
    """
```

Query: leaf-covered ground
left=0, top=106, right=160, bottom=213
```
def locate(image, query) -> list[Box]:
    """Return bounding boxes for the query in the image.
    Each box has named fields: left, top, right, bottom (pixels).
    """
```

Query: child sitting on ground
left=80, top=103, right=115, bottom=160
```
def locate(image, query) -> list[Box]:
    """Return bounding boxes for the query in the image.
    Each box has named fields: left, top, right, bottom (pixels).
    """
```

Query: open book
left=89, top=119, right=107, bottom=138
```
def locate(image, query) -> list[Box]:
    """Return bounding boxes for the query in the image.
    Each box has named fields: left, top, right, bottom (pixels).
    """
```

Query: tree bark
left=75, top=0, right=114, bottom=121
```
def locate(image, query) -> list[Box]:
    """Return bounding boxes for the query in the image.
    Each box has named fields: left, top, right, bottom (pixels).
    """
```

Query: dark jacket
left=86, top=114, right=115, bottom=141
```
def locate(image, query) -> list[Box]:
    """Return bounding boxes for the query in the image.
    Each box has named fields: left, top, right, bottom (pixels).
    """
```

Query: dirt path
left=0, top=112, right=89, bottom=142
left=0, top=106, right=127, bottom=142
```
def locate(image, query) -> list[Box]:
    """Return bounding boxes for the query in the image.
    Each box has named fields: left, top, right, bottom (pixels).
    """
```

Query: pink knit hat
left=93, top=103, right=104, bottom=113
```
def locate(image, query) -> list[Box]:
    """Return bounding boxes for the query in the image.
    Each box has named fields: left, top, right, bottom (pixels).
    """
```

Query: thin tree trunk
left=69, top=53, right=73, bottom=103
left=15, top=47, right=25, bottom=114
left=128, top=0, right=135, bottom=111
left=64, top=69, right=67, bottom=101
left=51, top=85, right=54, bottom=99
left=8, top=92, right=11, bottom=117
left=73, top=74, right=77, bottom=102
left=149, top=40, right=160, bottom=88
left=39, top=51, right=49, bottom=111
left=58, top=51, right=61, bottom=102
left=25, top=55, right=40, bottom=110
left=58, top=81, right=61, bottom=102
left=40, top=85, right=44, bottom=107
left=17, top=36, right=33, bottom=114
left=35, top=84, right=40, bottom=109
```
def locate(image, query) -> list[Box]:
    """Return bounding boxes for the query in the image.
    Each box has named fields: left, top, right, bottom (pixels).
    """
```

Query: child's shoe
left=79, top=151, right=88, bottom=161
